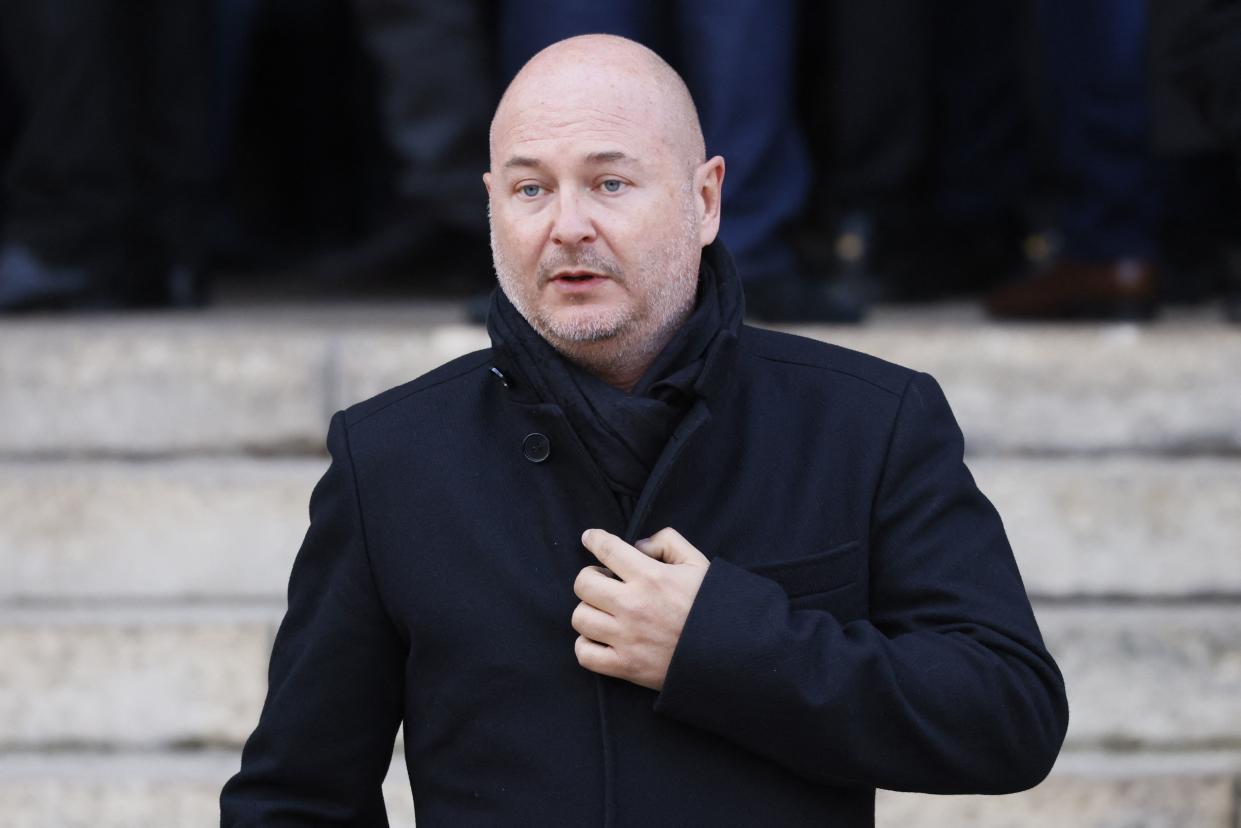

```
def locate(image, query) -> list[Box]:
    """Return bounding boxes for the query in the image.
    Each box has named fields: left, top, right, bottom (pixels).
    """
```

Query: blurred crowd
left=0, top=0, right=1238, bottom=322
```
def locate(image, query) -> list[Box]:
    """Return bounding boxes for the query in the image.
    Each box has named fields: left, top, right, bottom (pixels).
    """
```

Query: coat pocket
left=746, top=540, right=863, bottom=605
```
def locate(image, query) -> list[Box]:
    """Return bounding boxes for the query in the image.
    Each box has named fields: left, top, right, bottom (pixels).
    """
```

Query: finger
left=581, top=528, right=656, bottom=582
left=573, top=564, right=625, bottom=611
left=634, top=527, right=708, bottom=566
left=570, top=601, right=620, bottom=644
left=574, top=634, right=623, bottom=678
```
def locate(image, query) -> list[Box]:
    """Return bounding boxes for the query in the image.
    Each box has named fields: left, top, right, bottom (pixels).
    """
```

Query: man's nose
left=549, top=191, right=596, bottom=246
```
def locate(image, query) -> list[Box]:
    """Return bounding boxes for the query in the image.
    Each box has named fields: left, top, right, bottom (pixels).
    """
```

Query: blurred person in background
left=331, top=0, right=495, bottom=290
left=211, top=0, right=496, bottom=299
left=799, top=0, right=1032, bottom=304
left=0, top=0, right=212, bottom=312
left=985, top=0, right=1162, bottom=320
left=1170, top=0, right=1241, bottom=322
left=802, top=0, right=1169, bottom=319
left=495, top=0, right=867, bottom=322
left=0, top=28, right=20, bottom=243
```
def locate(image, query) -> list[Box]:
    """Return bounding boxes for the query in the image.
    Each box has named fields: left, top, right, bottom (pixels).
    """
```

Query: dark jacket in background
left=221, top=244, right=1068, bottom=826
left=1170, top=0, right=1241, bottom=157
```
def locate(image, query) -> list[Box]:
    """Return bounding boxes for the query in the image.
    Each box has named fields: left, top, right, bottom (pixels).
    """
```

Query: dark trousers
left=810, top=0, right=1157, bottom=262
left=1039, top=0, right=1159, bottom=260
left=353, top=0, right=493, bottom=234
left=0, top=0, right=212, bottom=297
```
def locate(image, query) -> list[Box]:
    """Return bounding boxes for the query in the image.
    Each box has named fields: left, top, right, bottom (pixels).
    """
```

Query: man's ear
left=695, top=156, right=725, bottom=247
left=483, top=171, right=493, bottom=196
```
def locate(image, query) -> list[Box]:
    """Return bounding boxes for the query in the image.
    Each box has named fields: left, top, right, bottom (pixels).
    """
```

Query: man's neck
left=553, top=307, right=692, bottom=394
left=557, top=336, right=663, bottom=394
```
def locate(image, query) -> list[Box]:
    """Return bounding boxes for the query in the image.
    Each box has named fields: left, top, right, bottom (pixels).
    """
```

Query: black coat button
left=522, top=432, right=551, bottom=463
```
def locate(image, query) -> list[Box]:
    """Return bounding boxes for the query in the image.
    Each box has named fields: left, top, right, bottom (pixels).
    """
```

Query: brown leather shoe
left=985, top=258, right=1158, bottom=320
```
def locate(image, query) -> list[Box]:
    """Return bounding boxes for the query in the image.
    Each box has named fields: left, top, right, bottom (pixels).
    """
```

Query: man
left=222, top=34, right=1068, bottom=826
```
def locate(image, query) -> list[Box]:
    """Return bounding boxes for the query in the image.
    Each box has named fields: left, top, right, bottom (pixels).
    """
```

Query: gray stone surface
left=3, top=317, right=1239, bottom=456
left=0, top=752, right=236, bottom=828
left=0, top=459, right=324, bottom=601
left=876, top=772, right=1237, bottom=828
left=1041, top=606, right=1241, bottom=748
left=0, top=752, right=415, bottom=828
left=0, top=609, right=274, bottom=748
left=0, top=324, right=330, bottom=456
left=972, top=457, right=1241, bottom=597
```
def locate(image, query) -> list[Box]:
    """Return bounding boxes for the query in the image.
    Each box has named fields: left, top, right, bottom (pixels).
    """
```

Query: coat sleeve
left=652, top=371, right=1069, bottom=794
left=221, top=411, right=405, bottom=825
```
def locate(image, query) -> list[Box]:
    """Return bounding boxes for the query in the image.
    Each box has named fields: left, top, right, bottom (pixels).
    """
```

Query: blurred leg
left=674, top=0, right=808, bottom=284
left=135, top=0, right=213, bottom=305
left=1039, top=0, right=1158, bottom=261
left=818, top=0, right=928, bottom=214
left=354, top=0, right=493, bottom=233
left=928, top=0, right=1031, bottom=296
left=933, top=0, right=1030, bottom=226
left=0, top=0, right=134, bottom=282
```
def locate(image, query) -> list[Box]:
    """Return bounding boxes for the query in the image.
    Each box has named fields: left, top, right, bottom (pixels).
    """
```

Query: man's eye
left=600, top=179, right=625, bottom=193
left=519, top=184, right=543, bottom=198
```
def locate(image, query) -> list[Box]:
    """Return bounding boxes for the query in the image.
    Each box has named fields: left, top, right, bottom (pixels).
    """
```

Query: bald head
left=490, top=34, right=706, bottom=172
left=483, top=34, right=726, bottom=392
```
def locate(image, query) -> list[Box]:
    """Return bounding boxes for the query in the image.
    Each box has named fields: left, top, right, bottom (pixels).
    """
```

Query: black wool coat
left=222, top=258, right=1069, bottom=827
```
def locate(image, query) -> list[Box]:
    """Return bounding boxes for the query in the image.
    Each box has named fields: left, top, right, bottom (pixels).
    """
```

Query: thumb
left=634, top=528, right=709, bottom=566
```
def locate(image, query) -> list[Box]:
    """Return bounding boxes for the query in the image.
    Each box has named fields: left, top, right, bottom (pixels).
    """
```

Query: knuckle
left=651, top=527, right=676, bottom=543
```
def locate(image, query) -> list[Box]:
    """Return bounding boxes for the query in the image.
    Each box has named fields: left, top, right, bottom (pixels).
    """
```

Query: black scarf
left=487, top=241, right=745, bottom=517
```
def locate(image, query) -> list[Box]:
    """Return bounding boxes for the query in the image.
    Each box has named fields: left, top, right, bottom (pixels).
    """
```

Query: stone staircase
left=2, top=305, right=1239, bottom=827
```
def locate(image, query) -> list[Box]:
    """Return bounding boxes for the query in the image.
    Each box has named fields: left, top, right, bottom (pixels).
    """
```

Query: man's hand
left=572, top=527, right=710, bottom=691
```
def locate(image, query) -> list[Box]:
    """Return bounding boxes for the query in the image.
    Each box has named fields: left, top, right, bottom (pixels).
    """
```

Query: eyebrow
left=503, top=156, right=542, bottom=169
left=585, top=150, right=634, bottom=165
left=502, top=150, right=639, bottom=170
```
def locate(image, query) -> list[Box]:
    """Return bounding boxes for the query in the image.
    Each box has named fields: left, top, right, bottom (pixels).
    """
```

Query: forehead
left=492, top=73, right=679, bottom=167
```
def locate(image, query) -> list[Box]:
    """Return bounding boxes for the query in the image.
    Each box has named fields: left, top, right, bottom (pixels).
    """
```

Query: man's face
left=485, top=74, right=710, bottom=362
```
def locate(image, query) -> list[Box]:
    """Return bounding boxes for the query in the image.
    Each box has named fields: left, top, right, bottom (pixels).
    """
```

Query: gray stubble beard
left=489, top=193, right=702, bottom=382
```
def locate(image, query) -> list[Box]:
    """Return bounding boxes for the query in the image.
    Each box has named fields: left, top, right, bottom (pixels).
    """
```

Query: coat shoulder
left=342, top=348, right=493, bottom=429
left=737, top=325, right=915, bottom=397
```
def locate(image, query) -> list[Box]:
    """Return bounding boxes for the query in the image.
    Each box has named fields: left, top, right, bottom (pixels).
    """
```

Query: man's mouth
left=553, top=270, right=606, bottom=282
left=549, top=269, right=610, bottom=292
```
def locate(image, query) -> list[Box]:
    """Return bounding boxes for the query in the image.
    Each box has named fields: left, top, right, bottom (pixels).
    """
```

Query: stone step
left=0, top=459, right=325, bottom=602
left=970, top=457, right=1241, bottom=598
left=2, top=605, right=1239, bottom=752
left=1041, top=606, right=1241, bottom=749
left=1, top=750, right=1237, bottom=828
left=3, top=456, right=1238, bottom=602
left=0, top=751, right=418, bottom=828
left=876, top=751, right=1241, bottom=828
left=0, top=608, right=274, bottom=749
left=2, top=315, right=1238, bottom=456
